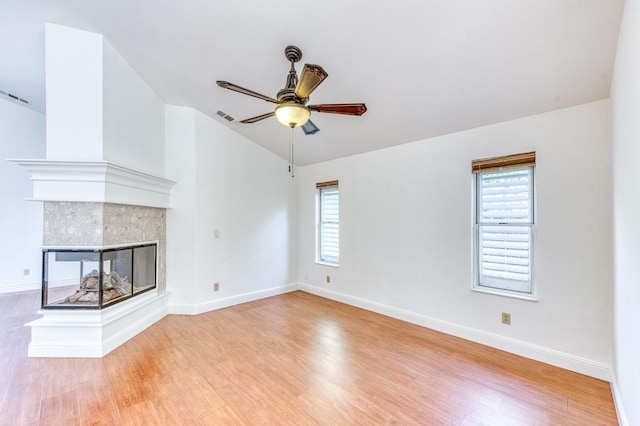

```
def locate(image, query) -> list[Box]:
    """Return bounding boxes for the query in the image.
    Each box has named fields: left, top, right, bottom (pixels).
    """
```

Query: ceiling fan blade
left=301, top=120, right=320, bottom=135
left=308, top=103, right=367, bottom=116
left=216, top=81, right=279, bottom=104
left=240, top=111, right=276, bottom=124
left=295, top=64, right=328, bottom=99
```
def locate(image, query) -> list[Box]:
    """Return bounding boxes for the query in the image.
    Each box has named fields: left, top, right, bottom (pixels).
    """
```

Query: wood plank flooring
left=0, top=290, right=618, bottom=425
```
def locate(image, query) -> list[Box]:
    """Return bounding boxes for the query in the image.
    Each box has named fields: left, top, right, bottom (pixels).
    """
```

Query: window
left=473, top=152, right=535, bottom=295
left=317, top=180, right=339, bottom=265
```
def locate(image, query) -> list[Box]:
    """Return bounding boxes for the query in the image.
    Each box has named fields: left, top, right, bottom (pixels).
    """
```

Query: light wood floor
left=0, top=290, right=618, bottom=425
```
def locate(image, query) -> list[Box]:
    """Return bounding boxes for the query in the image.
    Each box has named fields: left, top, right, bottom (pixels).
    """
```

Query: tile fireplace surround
left=42, top=201, right=167, bottom=293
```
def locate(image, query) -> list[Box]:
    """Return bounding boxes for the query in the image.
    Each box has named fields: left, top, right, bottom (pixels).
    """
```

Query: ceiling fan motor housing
left=277, top=88, right=306, bottom=104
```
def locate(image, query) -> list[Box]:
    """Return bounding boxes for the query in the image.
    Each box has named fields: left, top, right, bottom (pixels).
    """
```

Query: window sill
left=472, top=286, right=538, bottom=302
left=316, top=261, right=339, bottom=268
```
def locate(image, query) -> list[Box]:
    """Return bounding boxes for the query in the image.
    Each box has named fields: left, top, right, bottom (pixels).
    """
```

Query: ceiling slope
left=0, top=0, right=625, bottom=165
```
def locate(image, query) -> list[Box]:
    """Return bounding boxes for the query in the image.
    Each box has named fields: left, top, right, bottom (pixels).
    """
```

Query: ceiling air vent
left=216, top=110, right=236, bottom=122
left=0, top=89, right=29, bottom=105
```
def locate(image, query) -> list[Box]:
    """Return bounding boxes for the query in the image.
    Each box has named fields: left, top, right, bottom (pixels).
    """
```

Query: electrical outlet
left=326, top=275, right=331, bottom=284
left=213, top=282, right=219, bottom=292
left=23, top=268, right=30, bottom=276
left=501, top=312, right=511, bottom=325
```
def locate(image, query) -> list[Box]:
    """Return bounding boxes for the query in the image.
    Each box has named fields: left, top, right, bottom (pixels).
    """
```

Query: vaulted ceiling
left=1, top=0, right=625, bottom=165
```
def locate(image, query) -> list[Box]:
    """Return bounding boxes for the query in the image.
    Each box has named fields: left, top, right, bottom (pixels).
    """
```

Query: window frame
left=472, top=156, right=536, bottom=300
left=316, top=181, right=340, bottom=266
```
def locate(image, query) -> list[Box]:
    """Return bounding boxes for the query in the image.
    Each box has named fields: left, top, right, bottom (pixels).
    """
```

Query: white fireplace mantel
left=9, top=159, right=176, bottom=209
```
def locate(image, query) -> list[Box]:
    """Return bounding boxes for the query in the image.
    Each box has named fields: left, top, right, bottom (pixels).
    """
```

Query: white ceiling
left=1, top=0, right=625, bottom=165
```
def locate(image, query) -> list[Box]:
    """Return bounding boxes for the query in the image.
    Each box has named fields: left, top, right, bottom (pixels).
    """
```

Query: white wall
left=611, top=0, right=640, bottom=424
left=45, top=23, right=103, bottom=160
left=166, top=106, right=298, bottom=312
left=0, top=98, right=45, bottom=292
left=165, top=106, right=198, bottom=306
left=45, top=23, right=166, bottom=177
left=298, top=100, right=612, bottom=378
left=103, top=38, right=165, bottom=176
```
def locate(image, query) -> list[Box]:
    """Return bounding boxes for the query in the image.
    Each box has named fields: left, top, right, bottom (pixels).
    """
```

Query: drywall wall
left=165, top=105, right=198, bottom=306
left=45, top=23, right=166, bottom=176
left=297, top=100, right=612, bottom=378
left=0, top=98, right=45, bottom=292
left=165, top=106, right=298, bottom=312
left=611, top=0, right=640, bottom=423
left=102, top=38, right=165, bottom=176
left=44, top=23, right=103, bottom=160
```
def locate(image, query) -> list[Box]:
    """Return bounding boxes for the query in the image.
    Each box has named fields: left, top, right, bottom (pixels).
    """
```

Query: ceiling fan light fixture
left=275, top=102, right=310, bottom=128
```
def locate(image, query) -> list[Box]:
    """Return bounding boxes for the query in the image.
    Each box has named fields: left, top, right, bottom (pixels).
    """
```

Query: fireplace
left=20, top=199, right=172, bottom=358
left=42, top=243, right=157, bottom=310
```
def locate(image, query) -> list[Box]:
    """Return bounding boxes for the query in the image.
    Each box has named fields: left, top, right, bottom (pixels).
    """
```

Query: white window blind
left=317, top=181, right=339, bottom=265
left=473, top=153, right=535, bottom=294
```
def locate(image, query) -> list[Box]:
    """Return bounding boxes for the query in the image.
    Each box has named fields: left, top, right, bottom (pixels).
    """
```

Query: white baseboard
left=0, top=282, right=40, bottom=294
left=0, top=278, right=76, bottom=294
left=299, top=283, right=611, bottom=381
left=26, top=290, right=170, bottom=358
left=168, top=283, right=298, bottom=315
left=610, top=372, right=629, bottom=426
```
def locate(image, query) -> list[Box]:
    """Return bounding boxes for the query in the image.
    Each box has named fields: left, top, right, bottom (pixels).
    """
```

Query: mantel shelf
left=9, top=159, right=176, bottom=208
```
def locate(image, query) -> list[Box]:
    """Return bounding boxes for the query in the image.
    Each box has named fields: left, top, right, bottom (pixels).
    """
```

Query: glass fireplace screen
left=42, top=243, right=157, bottom=309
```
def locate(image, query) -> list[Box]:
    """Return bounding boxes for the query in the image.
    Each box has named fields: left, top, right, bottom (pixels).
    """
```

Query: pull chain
left=288, top=126, right=295, bottom=178
left=288, top=127, right=292, bottom=174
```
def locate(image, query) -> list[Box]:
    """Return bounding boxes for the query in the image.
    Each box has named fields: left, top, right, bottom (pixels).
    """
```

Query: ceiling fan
left=216, top=45, right=367, bottom=135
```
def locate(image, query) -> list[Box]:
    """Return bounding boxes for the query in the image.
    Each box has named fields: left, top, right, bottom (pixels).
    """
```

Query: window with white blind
left=317, top=181, right=339, bottom=265
left=473, top=152, right=535, bottom=295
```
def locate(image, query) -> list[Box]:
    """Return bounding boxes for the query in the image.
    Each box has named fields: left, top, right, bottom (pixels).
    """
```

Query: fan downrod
left=284, top=45, right=302, bottom=63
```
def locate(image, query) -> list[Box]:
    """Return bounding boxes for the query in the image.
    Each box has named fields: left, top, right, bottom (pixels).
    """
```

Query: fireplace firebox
left=42, top=243, right=157, bottom=309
